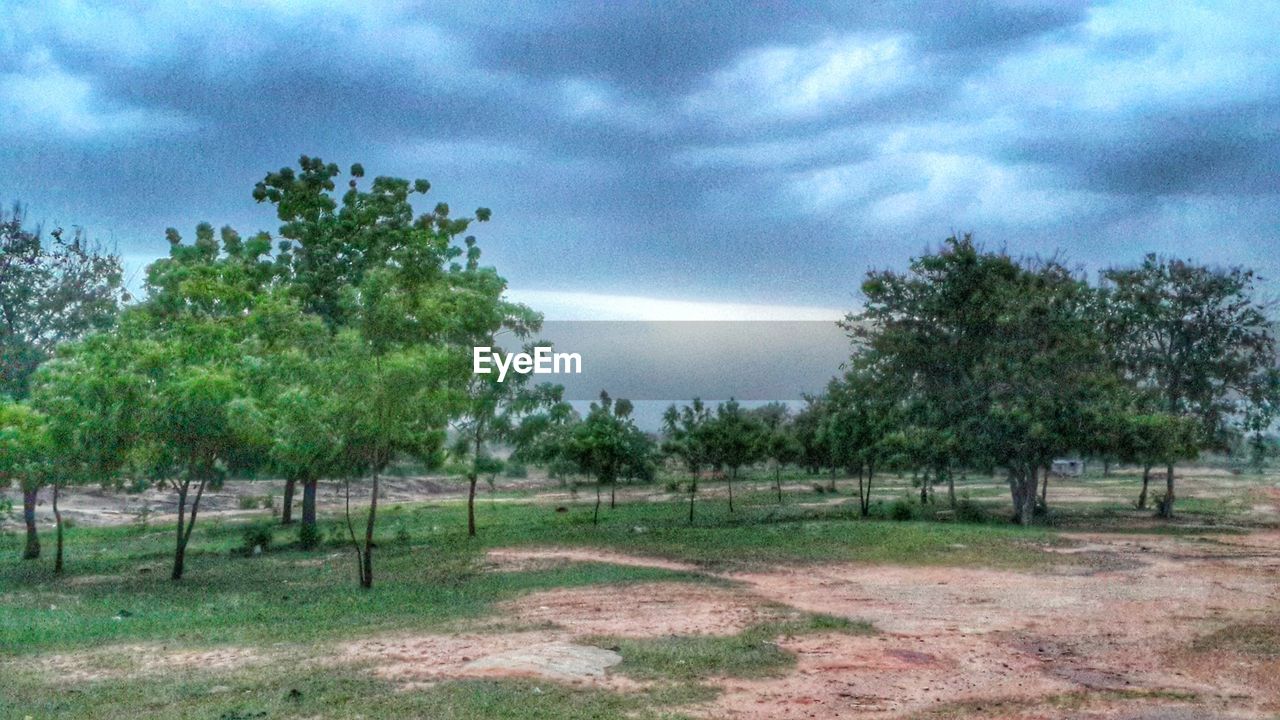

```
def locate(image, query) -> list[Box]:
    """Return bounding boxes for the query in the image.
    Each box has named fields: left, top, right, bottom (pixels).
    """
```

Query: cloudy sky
left=2, top=1, right=1277, bottom=318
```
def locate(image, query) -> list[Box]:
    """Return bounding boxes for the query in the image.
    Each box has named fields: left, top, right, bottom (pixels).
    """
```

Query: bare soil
left=480, top=529, right=1280, bottom=719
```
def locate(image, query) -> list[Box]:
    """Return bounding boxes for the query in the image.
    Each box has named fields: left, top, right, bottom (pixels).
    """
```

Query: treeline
left=2, top=162, right=1278, bottom=586
left=693, top=236, right=1275, bottom=526
left=1, top=158, right=565, bottom=586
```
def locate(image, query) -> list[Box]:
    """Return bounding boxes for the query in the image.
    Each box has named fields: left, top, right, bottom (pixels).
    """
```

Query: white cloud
left=0, top=48, right=193, bottom=139
left=963, top=1, right=1280, bottom=115
left=685, top=34, right=913, bottom=124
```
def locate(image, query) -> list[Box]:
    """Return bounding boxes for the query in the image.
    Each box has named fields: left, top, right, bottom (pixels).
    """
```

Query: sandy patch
left=35, top=643, right=266, bottom=682
left=486, top=547, right=698, bottom=573
left=339, top=631, right=635, bottom=689
left=502, top=581, right=761, bottom=637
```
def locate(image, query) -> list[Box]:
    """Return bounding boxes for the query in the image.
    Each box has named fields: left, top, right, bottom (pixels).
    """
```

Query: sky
left=2, top=0, right=1277, bottom=320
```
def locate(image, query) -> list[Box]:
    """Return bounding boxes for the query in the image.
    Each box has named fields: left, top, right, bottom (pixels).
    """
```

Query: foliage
left=0, top=204, right=125, bottom=399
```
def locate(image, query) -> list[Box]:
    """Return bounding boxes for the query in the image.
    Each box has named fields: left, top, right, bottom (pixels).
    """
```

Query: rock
left=462, top=642, right=622, bottom=682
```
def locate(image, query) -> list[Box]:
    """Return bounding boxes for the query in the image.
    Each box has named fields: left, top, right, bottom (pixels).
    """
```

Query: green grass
left=0, top=491, right=1054, bottom=656
left=595, top=612, right=873, bottom=682
left=0, top=486, right=1074, bottom=719
left=0, top=665, right=708, bottom=720
left=1191, top=620, right=1280, bottom=658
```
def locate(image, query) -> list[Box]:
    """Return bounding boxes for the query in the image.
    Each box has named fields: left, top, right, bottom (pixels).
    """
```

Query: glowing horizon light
left=505, top=289, right=848, bottom=322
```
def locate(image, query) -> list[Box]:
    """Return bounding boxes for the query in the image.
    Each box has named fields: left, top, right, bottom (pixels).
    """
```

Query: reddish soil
left=500, top=581, right=762, bottom=637
left=483, top=531, right=1280, bottom=719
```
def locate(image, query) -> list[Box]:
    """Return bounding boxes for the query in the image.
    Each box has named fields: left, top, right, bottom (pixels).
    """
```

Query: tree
left=749, top=402, right=798, bottom=503
left=447, top=237, right=543, bottom=536
left=825, top=366, right=899, bottom=516
left=0, top=399, right=52, bottom=561
left=663, top=398, right=712, bottom=522
left=566, top=391, right=652, bottom=525
left=29, top=331, right=143, bottom=571
left=131, top=222, right=280, bottom=580
left=703, top=399, right=766, bottom=514
left=849, top=236, right=1118, bottom=525
left=1, top=204, right=125, bottom=400
left=451, top=348, right=561, bottom=537
left=1115, top=412, right=1200, bottom=510
left=1103, top=255, right=1278, bottom=517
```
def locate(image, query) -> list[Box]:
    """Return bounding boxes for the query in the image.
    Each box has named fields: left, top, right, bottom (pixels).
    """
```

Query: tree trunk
left=467, top=473, right=478, bottom=537
left=593, top=483, right=601, bottom=526
left=22, top=486, right=40, bottom=560
left=688, top=472, right=698, bottom=523
left=361, top=473, right=379, bottom=588
left=828, top=465, right=836, bottom=492
left=1039, top=465, right=1049, bottom=509
left=861, top=466, right=874, bottom=517
left=281, top=477, right=296, bottom=525
left=1010, top=466, right=1037, bottom=526
left=774, top=464, right=783, bottom=503
left=947, top=469, right=957, bottom=509
left=1103, top=459, right=1111, bottom=477
left=610, top=483, right=616, bottom=509
left=727, top=468, right=736, bottom=513
left=172, top=480, right=189, bottom=581
left=1137, top=465, right=1152, bottom=509
left=172, top=475, right=208, bottom=581
left=1157, top=463, right=1176, bottom=518
left=920, top=470, right=929, bottom=505
left=53, top=484, right=64, bottom=574
left=301, top=478, right=318, bottom=541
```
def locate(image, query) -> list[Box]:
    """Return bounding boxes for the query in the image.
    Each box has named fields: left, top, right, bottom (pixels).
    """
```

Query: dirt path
left=482, top=534, right=1280, bottom=719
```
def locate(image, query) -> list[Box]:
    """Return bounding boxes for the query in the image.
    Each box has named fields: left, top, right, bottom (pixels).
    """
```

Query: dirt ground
left=9, top=473, right=1280, bottom=718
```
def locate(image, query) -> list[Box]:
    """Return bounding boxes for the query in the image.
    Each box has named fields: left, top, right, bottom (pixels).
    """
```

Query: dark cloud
left=1, top=0, right=1277, bottom=311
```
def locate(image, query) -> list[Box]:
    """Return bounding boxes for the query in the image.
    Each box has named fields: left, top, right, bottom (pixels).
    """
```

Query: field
left=2, top=466, right=1279, bottom=719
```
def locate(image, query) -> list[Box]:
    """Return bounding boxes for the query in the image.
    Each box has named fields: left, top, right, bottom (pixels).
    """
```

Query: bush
left=812, top=484, right=826, bottom=494
left=502, top=462, right=528, bottom=479
left=665, top=480, right=681, bottom=493
left=241, top=524, right=272, bottom=555
left=954, top=496, right=988, bottom=523
left=237, top=495, right=260, bottom=510
left=889, top=497, right=915, bottom=521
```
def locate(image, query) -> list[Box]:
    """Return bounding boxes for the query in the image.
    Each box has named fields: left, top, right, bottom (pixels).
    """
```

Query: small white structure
left=1051, top=459, right=1085, bottom=477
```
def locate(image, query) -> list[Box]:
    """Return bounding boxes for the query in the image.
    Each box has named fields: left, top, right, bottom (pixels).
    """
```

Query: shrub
left=665, top=480, right=681, bottom=493
left=812, top=483, right=826, bottom=494
left=889, top=497, right=915, bottom=521
left=237, top=495, right=260, bottom=510
left=241, top=524, right=272, bottom=555
left=954, top=496, right=988, bottom=523
left=503, top=462, right=528, bottom=478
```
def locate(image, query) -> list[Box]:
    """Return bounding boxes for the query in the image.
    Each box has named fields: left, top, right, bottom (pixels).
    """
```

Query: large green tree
left=1103, top=255, right=1278, bottom=517
left=849, top=237, right=1120, bottom=525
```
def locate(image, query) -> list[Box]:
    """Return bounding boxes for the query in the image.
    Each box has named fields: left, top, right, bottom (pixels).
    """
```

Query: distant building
left=1051, top=459, right=1085, bottom=477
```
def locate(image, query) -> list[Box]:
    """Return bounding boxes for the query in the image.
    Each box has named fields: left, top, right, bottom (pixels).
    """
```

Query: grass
left=1191, top=620, right=1280, bottom=658
left=3, top=466, right=1272, bottom=718
left=1, top=666, right=709, bottom=720
left=595, top=612, right=872, bottom=682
